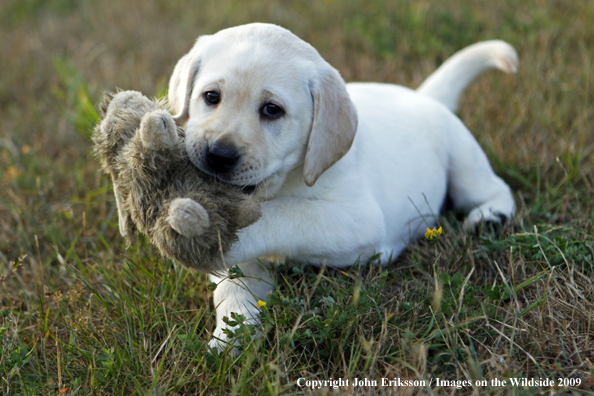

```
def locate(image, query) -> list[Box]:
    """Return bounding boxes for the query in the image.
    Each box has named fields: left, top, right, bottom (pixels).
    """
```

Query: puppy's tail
left=417, top=40, right=518, bottom=112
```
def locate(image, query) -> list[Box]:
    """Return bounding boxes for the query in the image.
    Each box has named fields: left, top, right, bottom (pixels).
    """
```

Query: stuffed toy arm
left=127, top=109, right=213, bottom=238
left=137, top=110, right=212, bottom=238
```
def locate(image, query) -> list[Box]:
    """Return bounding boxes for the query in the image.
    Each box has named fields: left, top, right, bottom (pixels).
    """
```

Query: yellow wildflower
left=425, top=226, right=442, bottom=241
left=4, top=166, right=19, bottom=180
left=255, top=300, right=267, bottom=309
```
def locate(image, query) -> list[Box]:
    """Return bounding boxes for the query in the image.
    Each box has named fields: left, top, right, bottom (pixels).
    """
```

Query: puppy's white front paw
left=208, top=308, right=263, bottom=355
left=208, top=330, right=230, bottom=355
left=167, top=198, right=210, bottom=237
left=139, top=110, right=178, bottom=149
left=208, top=323, right=260, bottom=356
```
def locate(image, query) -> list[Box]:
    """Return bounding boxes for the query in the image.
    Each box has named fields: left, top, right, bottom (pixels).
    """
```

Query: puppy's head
left=168, top=23, right=357, bottom=198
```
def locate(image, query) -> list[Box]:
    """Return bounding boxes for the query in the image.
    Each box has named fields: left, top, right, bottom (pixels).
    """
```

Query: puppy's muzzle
left=206, top=142, right=240, bottom=174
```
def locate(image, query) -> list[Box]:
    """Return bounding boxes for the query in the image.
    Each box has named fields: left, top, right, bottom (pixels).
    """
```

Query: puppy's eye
left=261, top=103, right=284, bottom=119
left=204, top=91, right=220, bottom=105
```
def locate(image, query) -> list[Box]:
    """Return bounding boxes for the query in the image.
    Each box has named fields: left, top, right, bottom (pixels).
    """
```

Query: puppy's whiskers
left=240, top=175, right=258, bottom=195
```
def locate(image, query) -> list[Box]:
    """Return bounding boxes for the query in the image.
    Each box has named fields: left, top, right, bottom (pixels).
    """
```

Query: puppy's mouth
left=188, top=155, right=263, bottom=195
left=241, top=184, right=258, bottom=195
left=210, top=173, right=261, bottom=195
left=205, top=169, right=263, bottom=195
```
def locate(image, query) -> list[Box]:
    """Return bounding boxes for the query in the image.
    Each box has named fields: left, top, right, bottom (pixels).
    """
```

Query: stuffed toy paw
left=93, top=90, right=261, bottom=275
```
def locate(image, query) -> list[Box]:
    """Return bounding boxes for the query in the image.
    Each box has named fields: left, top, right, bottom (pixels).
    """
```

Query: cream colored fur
left=167, top=23, right=518, bottom=351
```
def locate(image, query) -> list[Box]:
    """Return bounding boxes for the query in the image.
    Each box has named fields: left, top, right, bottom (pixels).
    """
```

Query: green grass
left=1, top=0, right=594, bottom=394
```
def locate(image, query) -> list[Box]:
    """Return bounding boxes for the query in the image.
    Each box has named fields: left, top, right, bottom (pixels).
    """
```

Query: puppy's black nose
left=206, top=142, right=240, bottom=173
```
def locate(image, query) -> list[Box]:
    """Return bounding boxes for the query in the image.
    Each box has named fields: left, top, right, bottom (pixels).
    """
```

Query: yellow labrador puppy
left=165, top=23, right=517, bottom=350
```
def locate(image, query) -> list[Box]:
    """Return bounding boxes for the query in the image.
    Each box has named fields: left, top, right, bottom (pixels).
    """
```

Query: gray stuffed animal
left=93, top=90, right=261, bottom=275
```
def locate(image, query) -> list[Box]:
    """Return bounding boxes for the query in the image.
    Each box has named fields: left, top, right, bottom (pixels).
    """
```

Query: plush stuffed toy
left=93, top=90, right=261, bottom=275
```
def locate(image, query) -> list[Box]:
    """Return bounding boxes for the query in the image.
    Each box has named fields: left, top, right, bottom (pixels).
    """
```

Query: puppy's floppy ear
left=304, top=66, right=358, bottom=186
left=168, top=52, right=201, bottom=126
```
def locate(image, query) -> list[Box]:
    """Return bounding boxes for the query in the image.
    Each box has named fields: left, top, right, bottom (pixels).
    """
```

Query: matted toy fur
left=93, top=90, right=261, bottom=275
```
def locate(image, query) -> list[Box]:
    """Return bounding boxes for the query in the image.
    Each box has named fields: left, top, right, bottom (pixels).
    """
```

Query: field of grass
left=1, top=0, right=594, bottom=394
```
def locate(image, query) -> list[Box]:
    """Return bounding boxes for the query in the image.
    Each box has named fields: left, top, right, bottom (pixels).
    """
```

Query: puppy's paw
left=464, top=208, right=509, bottom=234
left=167, top=198, right=210, bottom=237
left=208, top=322, right=261, bottom=356
left=208, top=330, right=236, bottom=355
left=139, top=110, right=178, bottom=150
